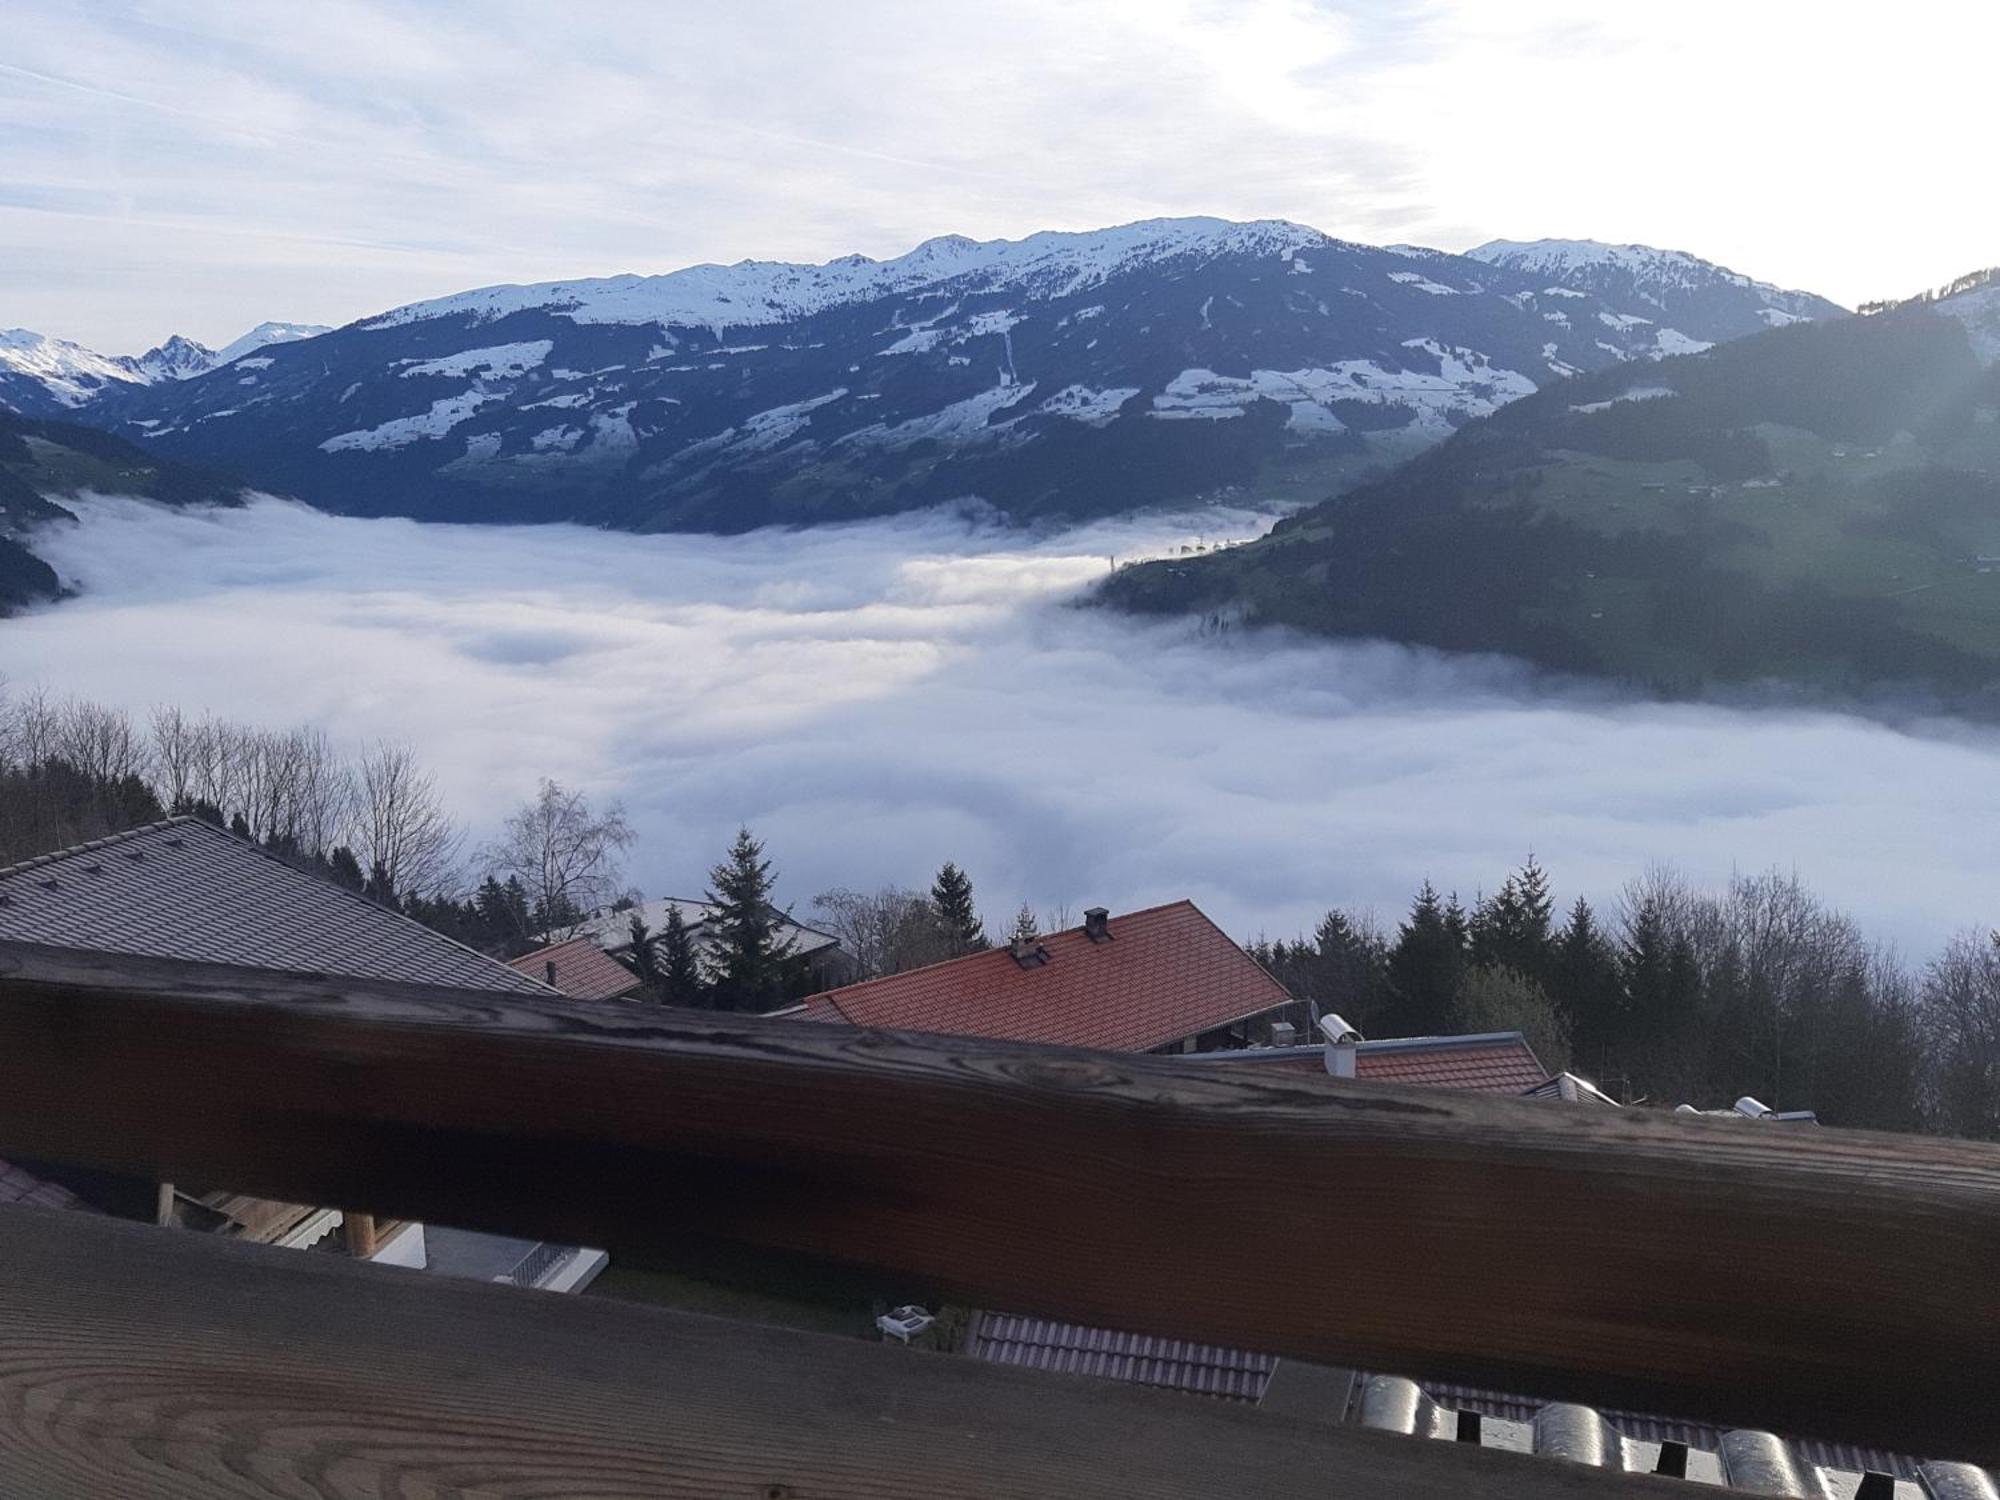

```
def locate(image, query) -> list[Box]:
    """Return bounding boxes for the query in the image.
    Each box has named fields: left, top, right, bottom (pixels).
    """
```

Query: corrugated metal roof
left=0, top=1155, right=90, bottom=1211
left=1352, top=1374, right=1995, bottom=1498
left=507, top=935, right=645, bottom=1001
left=780, top=901, right=1292, bottom=1053
left=966, top=1313, right=1275, bottom=1401
left=0, top=817, right=550, bottom=995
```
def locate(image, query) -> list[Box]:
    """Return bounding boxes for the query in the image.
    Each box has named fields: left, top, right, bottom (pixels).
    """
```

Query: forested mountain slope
left=1104, top=277, right=2000, bottom=710
left=0, top=410, right=244, bottom=613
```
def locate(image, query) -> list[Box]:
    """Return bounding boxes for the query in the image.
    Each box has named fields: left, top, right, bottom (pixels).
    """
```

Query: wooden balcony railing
left=0, top=937, right=1995, bottom=1497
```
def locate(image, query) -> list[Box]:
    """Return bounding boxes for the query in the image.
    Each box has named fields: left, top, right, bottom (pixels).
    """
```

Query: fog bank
left=9, top=494, right=1998, bottom=954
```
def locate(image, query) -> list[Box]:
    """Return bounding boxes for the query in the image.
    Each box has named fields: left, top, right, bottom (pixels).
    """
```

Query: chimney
left=544, top=959, right=558, bottom=987
left=1083, top=907, right=1111, bottom=943
left=1269, top=1020, right=1298, bottom=1047
left=1009, top=938, right=1049, bottom=969
left=1317, top=1012, right=1363, bottom=1078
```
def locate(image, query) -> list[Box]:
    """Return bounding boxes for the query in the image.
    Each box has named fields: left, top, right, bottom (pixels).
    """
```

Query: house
left=1184, top=1021, right=1550, bottom=1092
left=0, top=815, right=606, bottom=1291
left=507, top=932, right=650, bottom=1001
left=510, top=895, right=858, bottom=1003
left=779, top=901, right=1298, bottom=1054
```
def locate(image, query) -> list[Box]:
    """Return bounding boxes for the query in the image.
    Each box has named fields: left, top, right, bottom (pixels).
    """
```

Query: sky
left=2, top=0, right=1995, bottom=353
left=10, top=495, right=2000, bottom=960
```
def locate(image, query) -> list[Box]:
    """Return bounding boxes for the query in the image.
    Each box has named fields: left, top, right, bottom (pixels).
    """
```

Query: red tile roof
left=784, top=901, right=1291, bottom=1053
left=1356, top=1038, right=1548, bottom=1093
left=506, top=936, right=644, bottom=1002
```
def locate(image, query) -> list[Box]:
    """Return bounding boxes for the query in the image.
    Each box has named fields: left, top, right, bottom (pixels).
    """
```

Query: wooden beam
left=0, top=1207, right=1698, bottom=1500
left=0, top=939, right=1994, bottom=1462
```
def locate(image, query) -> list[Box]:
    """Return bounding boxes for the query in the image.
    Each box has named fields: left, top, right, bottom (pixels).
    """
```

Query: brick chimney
left=1083, top=907, right=1111, bottom=943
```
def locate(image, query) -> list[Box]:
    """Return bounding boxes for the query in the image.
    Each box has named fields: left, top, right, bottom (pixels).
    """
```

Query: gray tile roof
left=0, top=817, right=549, bottom=994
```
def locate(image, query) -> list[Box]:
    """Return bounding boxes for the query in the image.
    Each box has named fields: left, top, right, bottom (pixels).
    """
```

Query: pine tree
left=1008, top=902, right=1040, bottom=945
left=1553, top=897, right=1625, bottom=1087
left=703, top=827, right=795, bottom=1012
left=326, top=845, right=366, bottom=892
left=1470, top=857, right=1557, bottom=982
left=1386, top=881, right=1467, bottom=1036
left=626, top=913, right=659, bottom=992
left=931, top=862, right=987, bottom=956
left=363, top=858, right=400, bottom=910
left=658, top=903, right=705, bottom=1007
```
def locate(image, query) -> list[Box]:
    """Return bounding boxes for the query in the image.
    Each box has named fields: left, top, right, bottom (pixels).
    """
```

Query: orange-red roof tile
left=1355, top=1039, right=1548, bottom=1093
left=507, top=935, right=644, bottom=1002
left=785, top=900, right=1291, bottom=1053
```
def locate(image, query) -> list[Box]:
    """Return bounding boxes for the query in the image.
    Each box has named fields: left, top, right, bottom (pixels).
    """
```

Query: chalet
left=509, top=895, right=858, bottom=1002
left=778, top=900, right=1298, bottom=1053
left=0, top=816, right=605, bottom=1291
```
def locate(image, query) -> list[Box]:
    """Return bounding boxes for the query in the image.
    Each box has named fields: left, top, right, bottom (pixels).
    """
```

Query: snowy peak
left=365, top=217, right=1337, bottom=332
left=129, top=334, right=217, bottom=382
left=213, top=320, right=330, bottom=367
left=0, top=327, right=142, bottom=409
left=1466, top=237, right=1845, bottom=340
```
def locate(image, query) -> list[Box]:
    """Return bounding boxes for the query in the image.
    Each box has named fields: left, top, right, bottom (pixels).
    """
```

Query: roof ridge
left=801, top=899, right=1206, bottom=1004
left=0, top=814, right=199, bottom=882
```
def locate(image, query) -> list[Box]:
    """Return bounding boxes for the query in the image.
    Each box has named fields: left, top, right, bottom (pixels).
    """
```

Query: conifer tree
left=1008, top=902, right=1039, bottom=945
left=1386, top=881, right=1466, bottom=1036
left=931, top=861, right=988, bottom=956
left=703, top=826, right=794, bottom=1012
left=658, top=903, right=705, bottom=1007
left=1553, top=897, right=1625, bottom=1086
left=626, top=913, right=659, bottom=991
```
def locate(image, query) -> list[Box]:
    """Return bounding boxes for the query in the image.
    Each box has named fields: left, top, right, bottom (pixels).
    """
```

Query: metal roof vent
left=1083, top=907, right=1111, bottom=943
left=1269, top=1020, right=1297, bottom=1047
left=1734, top=1096, right=1775, bottom=1119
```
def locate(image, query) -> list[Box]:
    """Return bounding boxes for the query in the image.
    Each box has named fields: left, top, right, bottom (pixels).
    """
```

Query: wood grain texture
left=0, top=1207, right=1703, bottom=1500
left=0, top=939, right=1995, bottom=1462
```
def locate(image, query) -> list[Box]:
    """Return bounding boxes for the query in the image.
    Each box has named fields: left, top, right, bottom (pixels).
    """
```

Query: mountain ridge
left=75, top=216, right=1842, bottom=533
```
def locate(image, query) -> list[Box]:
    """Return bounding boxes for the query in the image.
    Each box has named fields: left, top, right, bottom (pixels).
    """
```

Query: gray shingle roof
left=0, top=817, right=548, bottom=994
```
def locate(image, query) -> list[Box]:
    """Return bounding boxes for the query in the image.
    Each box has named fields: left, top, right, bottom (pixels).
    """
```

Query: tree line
left=1249, top=856, right=1995, bottom=1138
left=5, top=684, right=1996, bottom=1140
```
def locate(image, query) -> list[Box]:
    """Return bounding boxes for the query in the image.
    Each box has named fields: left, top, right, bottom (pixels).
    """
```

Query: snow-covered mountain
left=0, top=328, right=144, bottom=414
left=0, top=321, right=331, bottom=416
left=1466, top=239, right=1844, bottom=342
left=101, top=218, right=1842, bottom=529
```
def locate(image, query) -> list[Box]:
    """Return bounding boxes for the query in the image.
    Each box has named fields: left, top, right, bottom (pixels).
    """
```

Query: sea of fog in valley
left=8, top=493, right=2000, bottom=957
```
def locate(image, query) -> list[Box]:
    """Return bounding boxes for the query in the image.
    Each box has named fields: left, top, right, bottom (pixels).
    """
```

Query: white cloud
left=5, top=1, right=1992, bottom=350
left=9, top=494, right=2000, bottom=957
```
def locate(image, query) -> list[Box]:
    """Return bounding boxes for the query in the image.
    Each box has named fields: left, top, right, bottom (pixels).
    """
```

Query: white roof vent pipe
left=1318, top=1013, right=1363, bottom=1077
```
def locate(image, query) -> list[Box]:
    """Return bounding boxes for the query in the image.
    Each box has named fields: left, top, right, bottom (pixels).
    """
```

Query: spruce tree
left=327, top=845, right=366, bottom=892
left=626, top=913, right=659, bottom=991
left=1008, top=902, right=1040, bottom=945
left=658, top=904, right=705, bottom=1007
left=1471, top=858, right=1557, bottom=983
left=931, top=862, right=987, bottom=955
left=1386, top=881, right=1466, bottom=1036
left=1554, top=897, right=1625, bottom=1086
left=703, top=826, right=794, bottom=1012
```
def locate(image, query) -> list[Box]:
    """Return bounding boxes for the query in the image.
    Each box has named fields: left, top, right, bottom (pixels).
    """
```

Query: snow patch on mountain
left=364, top=218, right=1335, bottom=333
left=1653, top=328, right=1713, bottom=356
left=1039, top=384, right=1139, bottom=425
left=1149, top=345, right=1535, bottom=434
left=1938, top=277, right=2000, bottom=365
left=1571, top=385, right=1675, bottom=414
left=320, top=391, right=497, bottom=452
left=398, top=340, right=553, bottom=380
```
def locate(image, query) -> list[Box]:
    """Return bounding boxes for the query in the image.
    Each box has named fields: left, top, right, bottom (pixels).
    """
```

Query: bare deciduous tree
left=351, top=739, right=461, bottom=899
left=480, top=778, right=634, bottom=942
left=811, top=885, right=950, bottom=980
